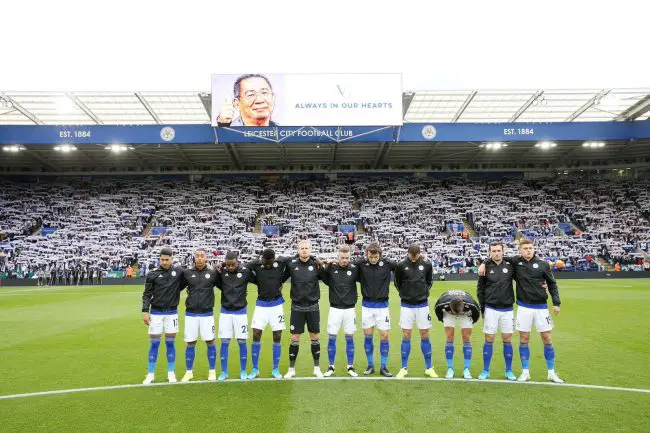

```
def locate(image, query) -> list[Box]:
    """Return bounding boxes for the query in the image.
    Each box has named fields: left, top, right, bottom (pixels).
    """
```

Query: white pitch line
left=0, top=377, right=649, bottom=401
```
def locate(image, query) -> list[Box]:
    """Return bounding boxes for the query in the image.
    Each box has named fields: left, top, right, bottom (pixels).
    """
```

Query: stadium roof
left=2, top=88, right=650, bottom=174
left=1, top=88, right=650, bottom=125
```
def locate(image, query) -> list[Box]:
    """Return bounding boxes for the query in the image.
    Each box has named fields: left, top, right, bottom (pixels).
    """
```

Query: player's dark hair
left=407, top=243, right=421, bottom=256
left=450, top=297, right=464, bottom=315
left=489, top=241, right=504, bottom=252
left=519, top=239, right=533, bottom=247
left=195, top=248, right=207, bottom=254
left=225, top=251, right=239, bottom=261
left=233, top=74, right=273, bottom=99
left=262, top=249, right=275, bottom=260
left=366, top=242, right=382, bottom=255
left=159, top=247, right=173, bottom=257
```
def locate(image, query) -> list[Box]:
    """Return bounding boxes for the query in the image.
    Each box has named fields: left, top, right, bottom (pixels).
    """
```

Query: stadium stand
left=1, top=176, right=649, bottom=280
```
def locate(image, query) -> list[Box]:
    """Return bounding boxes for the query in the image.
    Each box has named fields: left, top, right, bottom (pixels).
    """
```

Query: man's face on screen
left=234, top=77, right=275, bottom=125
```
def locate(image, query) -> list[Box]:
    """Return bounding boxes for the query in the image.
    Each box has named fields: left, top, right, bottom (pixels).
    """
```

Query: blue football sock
left=207, top=343, right=217, bottom=370
left=421, top=338, right=432, bottom=370
left=147, top=337, right=161, bottom=374
left=185, top=345, right=196, bottom=371
left=251, top=341, right=261, bottom=369
left=220, top=339, right=230, bottom=372
left=401, top=339, right=411, bottom=369
left=463, top=341, right=472, bottom=370
left=238, top=339, right=248, bottom=372
left=165, top=336, right=176, bottom=373
left=364, top=334, right=374, bottom=368
left=328, top=334, right=337, bottom=366
left=272, top=343, right=282, bottom=369
left=445, top=342, right=455, bottom=369
left=503, top=342, right=513, bottom=371
left=345, top=335, right=355, bottom=366
left=483, top=341, right=493, bottom=371
left=520, top=343, right=530, bottom=370
left=544, top=343, right=555, bottom=370
left=380, top=339, right=389, bottom=369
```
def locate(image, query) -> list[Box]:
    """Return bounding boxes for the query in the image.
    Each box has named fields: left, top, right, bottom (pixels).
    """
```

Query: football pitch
left=1, top=279, right=649, bottom=432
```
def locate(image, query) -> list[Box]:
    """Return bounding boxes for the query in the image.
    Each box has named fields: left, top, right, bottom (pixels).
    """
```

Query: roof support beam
left=224, top=143, right=242, bottom=170
left=452, top=91, right=477, bottom=122
left=509, top=90, right=543, bottom=122
left=402, top=91, right=416, bottom=118
left=565, top=90, right=608, bottom=122
left=373, top=142, right=392, bottom=169
left=23, top=147, right=60, bottom=171
left=135, top=92, right=193, bottom=165
left=67, top=93, right=103, bottom=124
left=330, top=143, right=338, bottom=168
left=0, top=93, right=44, bottom=125
left=615, top=94, right=650, bottom=121
left=425, top=142, right=442, bottom=162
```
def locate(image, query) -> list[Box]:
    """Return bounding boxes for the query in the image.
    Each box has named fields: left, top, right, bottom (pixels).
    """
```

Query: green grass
left=1, top=280, right=649, bottom=432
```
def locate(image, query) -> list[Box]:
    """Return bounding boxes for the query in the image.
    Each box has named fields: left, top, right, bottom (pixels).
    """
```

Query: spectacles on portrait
left=239, top=89, right=273, bottom=102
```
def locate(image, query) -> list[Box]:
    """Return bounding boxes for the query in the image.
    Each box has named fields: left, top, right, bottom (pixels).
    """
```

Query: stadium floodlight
left=106, top=144, right=132, bottom=153
left=2, top=145, right=25, bottom=153
left=54, top=144, right=77, bottom=152
left=534, top=141, right=556, bottom=149
left=483, top=142, right=507, bottom=150
left=583, top=141, right=606, bottom=148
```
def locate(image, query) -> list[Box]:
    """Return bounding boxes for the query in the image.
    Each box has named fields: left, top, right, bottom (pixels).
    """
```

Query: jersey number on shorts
left=385, top=316, right=390, bottom=323
left=546, top=316, right=552, bottom=325
left=278, top=315, right=285, bottom=323
left=173, top=319, right=178, bottom=328
left=241, top=325, right=248, bottom=334
left=427, top=314, right=432, bottom=321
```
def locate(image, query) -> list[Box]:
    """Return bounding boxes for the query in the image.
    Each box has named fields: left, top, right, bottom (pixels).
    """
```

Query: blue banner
left=215, top=126, right=396, bottom=143
left=399, top=121, right=650, bottom=142
left=262, top=225, right=280, bottom=236
left=150, top=227, right=167, bottom=237
left=338, top=225, right=356, bottom=234
left=42, top=227, right=57, bottom=236
left=1, top=121, right=650, bottom=144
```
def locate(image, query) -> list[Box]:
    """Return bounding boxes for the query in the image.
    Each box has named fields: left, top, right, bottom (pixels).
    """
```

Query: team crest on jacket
left=237, top=273, right=242, bottom=278
left=205, top=273, right=211, bottom=279
left=273, top=262, right=278, bottom=268
left=379, top=261, right=384, bottom=266
left=171, top=271, right=177, bottom=276
left=191, top=274, right=196, bottom=278
left=308, top=266, right=314, bottom=271
left=347, top=270, right=352, bottom=276
left=502, top=268, right=508, bottom=273
left=419, top=265, right=424, bottom=271
left=533, top=263, right=539, bottom=269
